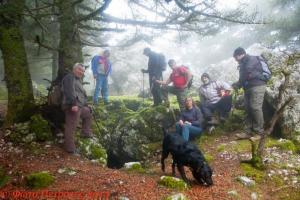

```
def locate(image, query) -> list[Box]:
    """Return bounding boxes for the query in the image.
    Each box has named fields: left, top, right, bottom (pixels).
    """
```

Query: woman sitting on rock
left=176, top=97, right=204, bottom=141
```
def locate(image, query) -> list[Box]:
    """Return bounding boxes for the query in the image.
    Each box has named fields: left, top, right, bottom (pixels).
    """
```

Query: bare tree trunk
left=0, top=0, right=35, bottom=127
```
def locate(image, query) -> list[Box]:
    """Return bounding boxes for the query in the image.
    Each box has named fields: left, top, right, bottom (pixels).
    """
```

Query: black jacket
left=179, top=106, right=204, bottom=127
left=147, top=51, right=163, bottom=79
left=238, top=54, right=266, bottom=89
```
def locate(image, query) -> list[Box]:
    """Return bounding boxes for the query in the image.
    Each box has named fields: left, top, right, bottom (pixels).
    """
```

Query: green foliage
left=0, top=167, right=10, bottom=188
left=240, top=163, right=265, bottom=183
left=25, top=171, right=54, bottom=189
left=158, top=176, right=188, bottom=191
left=77, top=138, right=107, bottom=165
left=29, top=114, right=52, bottom=141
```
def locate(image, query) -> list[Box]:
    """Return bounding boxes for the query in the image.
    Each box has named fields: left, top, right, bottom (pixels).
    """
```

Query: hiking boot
left=250, top=135, right=261, bottom=142
left=208, top=126, right=215, bottom=134
left=235, top=132, right=251, bottom=140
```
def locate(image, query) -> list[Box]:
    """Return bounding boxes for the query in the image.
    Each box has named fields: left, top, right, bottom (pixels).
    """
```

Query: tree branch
left=76, top=0, right=112, bottom=22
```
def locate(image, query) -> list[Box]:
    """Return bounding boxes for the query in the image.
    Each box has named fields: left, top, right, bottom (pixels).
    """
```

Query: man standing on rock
left=92, top=49, right=112, bottom=105
left=141, top=47, right=166, bottom=106
left=62, top=63, right=93, bottom=154
left=232, top=47, right=267, bottom=140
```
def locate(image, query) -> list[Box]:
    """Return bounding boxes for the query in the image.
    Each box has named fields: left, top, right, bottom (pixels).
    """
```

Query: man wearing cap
left=232, top=47, right=266, bottom=139
left=62, top=63, right=93, bottom=154
left=141, top=47, right=164, bottom=106
left=91, top=50, right=112, bottom=105
left=199, top=73, right=232, bottom=130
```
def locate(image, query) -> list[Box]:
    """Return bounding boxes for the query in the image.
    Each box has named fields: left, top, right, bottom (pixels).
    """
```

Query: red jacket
left=170, top=66, right=188, bottom=89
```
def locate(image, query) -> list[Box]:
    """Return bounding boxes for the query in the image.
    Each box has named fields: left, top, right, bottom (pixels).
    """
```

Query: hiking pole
left=90, top=106, right=102, bottom=134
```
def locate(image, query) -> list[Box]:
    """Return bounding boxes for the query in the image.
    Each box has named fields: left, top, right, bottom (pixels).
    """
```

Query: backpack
left=157, top=53, right=167, bottom=71
left=48, top=83, right=63, bottom=106
left=256, top=55, right=272, bottom=81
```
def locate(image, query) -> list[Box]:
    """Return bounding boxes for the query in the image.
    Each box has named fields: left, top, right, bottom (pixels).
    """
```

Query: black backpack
left=157, top=53, right=167, bottom=71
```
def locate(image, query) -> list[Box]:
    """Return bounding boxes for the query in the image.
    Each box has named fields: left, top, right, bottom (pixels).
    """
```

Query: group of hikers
left=60, top=47, right=270, bottom=154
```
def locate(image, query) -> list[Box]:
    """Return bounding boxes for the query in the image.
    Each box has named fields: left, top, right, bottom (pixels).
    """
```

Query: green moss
left=270, top=175, right=285, bottom=187
left=29, top=114, right=52, bottom=141
left=216, top=144, right=226, bottom=152
left=204, top=153, right=214, bottom=163
left=25, top=172, right=54, bottom=189
left=266, top=138, right=297, bottom=153
left=240, top=163, right=265, bottom=183
left=158, top=176, right=188, bottom=191
left=233, top=140, right=252, bottom=153
left=0, top=167, right=10, bottom=188
left=77, top=138, right=107, bottom=165
left=126, top=163, right=146, bottom=173
left=0, top=86, right=7, bottom=100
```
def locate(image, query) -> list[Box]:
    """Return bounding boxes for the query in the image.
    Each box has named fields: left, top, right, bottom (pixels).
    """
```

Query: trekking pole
left=90, top=106, right=102, bottom=134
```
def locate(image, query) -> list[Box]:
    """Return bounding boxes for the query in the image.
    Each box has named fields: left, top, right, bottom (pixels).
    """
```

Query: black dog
left=161, top=129, right=213, bottom=186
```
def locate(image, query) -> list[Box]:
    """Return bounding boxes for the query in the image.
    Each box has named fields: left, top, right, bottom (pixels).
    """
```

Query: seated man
left=199, top=73, right=233, bottom=125
left=156, top=59, right=192, bottom=111
left=62, top=63, right=93, bottom=154
left=175, top=97, right=204, bottom=141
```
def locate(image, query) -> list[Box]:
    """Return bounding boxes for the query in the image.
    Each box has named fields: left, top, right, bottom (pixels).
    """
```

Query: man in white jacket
left=199, top=73, right=233, bottom=125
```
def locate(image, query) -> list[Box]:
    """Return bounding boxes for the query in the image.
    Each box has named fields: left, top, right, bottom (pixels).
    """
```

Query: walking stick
left=90, top=106, right=102, bottom=134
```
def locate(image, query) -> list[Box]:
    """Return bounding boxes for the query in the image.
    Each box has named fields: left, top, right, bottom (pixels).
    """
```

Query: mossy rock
left=163, top=193, right=189, bottom=200
left=240, top=163, right=265, bottom=183
left=158, top=176, right=188, bottom=191
left=77, top=138, right=107, bottom=165
left=25, top=172, right=54, bottom=189
left=0, top=167, right=10, bottom=188
left=124, top=162, right=145, bottom=173
left=266, top=138, right=297, bottom=153
left=29, top=114, right=52, bottom=141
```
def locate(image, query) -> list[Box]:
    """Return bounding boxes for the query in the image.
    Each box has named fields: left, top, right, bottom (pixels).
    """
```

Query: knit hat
left=201, top=73, right=210, bottom=80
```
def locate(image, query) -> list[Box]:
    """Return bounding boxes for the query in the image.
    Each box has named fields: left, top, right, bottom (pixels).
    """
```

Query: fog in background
left=0, top=0, right=299, bottom=96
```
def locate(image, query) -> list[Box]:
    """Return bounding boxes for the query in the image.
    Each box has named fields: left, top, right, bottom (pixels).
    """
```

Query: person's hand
left=71, top=106, right=79, bottom=112
left=232, top=82, right=240, bottom=90
left=179, top=120, right=184, bottom=126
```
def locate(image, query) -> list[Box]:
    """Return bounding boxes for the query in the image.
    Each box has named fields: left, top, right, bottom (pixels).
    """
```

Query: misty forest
left=0, top=0, right=300, bottom=199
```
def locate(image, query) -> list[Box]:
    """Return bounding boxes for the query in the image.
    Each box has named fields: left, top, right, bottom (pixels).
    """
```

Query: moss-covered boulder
left=92, top=100, right=178, bottom=168
left=25, top=171, right=54, bottom=189
left=29, top=114, right=52, bottom=141
left=123, top=162, right=145, bottom=173
left=77, top=138, right=107, bottom=165
left=158, top=176, right=188, bottom=190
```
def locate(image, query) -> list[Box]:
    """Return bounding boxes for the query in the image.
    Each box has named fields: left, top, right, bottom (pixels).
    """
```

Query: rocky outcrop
left=92, top=99, right=178, bottom=168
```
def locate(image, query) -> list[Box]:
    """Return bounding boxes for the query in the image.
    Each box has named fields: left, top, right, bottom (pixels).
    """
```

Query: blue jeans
left=176, top=123, right=203, bottom=141
left=93, top=74, right=108, bottom=104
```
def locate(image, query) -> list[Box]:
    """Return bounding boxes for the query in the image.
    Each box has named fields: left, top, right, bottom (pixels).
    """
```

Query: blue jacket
left=179, top=106, right=204, bottom=127
left=91, top=55, right=112, bottom=77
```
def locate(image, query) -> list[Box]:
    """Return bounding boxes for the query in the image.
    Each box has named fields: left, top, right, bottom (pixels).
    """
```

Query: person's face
left=103, top=51, right=110, bottom=58
left=168, top=61, right=176, bottom=69
left=74, top=66, right=85, bottom=78
left=185, top=98, right=193, bottom=109
left=202, top=76, right=210, bottom=84
left=234, top=54, right=245, bottom=62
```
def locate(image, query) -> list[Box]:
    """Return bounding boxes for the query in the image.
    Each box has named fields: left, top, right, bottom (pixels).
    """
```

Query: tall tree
left=0, top=0, right=35, bottom=126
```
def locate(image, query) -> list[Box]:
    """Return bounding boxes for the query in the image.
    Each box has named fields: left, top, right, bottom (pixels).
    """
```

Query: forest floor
left=0, top=101, right=300, bottom=200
